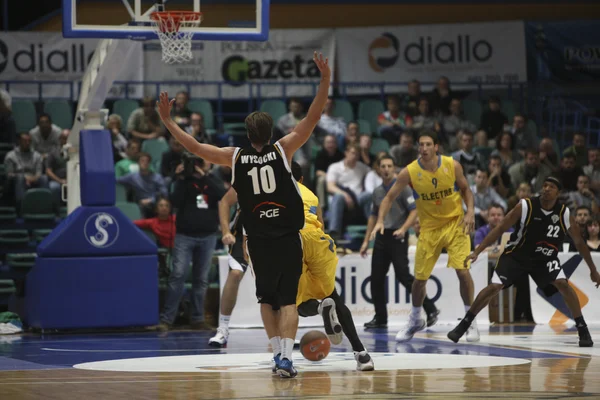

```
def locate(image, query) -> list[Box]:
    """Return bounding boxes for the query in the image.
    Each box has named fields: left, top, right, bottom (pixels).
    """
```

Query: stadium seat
left=188, top=100, right=215, bottom=131
left=115, top=183, right=128, bottom=203
left=357, top=119, right=372, bottom=134
left=0, top=230, right=30, bottom=248
left=21, top=189, right=55, bottom=221
left=462, top=99, right=483, bottom=127
left=259, top=100, right=287, bottom=123
left=11, top=100, right=37, bottom=132
left=32, top=229, right=53, bottom=244
left=501, top=100, right=517, bottom=121
left=112, top=99, right=139, bottom=130
left=116, top=201, right=142, bottom=221
left=333, top=99, right=355, bottom=123
left=6, top=253, right=36, bottom=269
left=43, top=100, right=74, bottom=130
left=358, top=100, right=385, bottom=135
left=371, top=138, right=390, bottom=154
left=0, top=206, right=17, bottom=223
left=527, top=119, right=538, bottom=136
left=142, top=138, right=169, bottom=171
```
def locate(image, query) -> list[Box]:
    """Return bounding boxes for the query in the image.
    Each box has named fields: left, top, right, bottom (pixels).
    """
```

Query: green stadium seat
left=115, top=183, right=128, bottom=203
left=0, top=207, right=17, bottom=222
left=0, top=230, right=30, bottom=249
left=358, top=99, right=385, bottom=136
left=371, top=138, right=390, bottom=154
left=357, top=119, right=372, bottom=135
left=333, top=99, right=355, bottom=123
left=11, top=100, right=37, bottom=132
left=223, top=122, right=248, bottom=137
left=59, top=206, right=68, bottom=218
left=188, top=100, right=215, bottom=131
left=117, top=201, right=142, bottom=221
left=21, top=189, right=55, bottom=221
left=142, top=138, right=169, bottom=171
left=462, top=100, right=483, bottom=127
left=112, top=99, right=139, bottom=130
left=32, top=229, right=53, bottom=244
left=0, top=280, right=16, bottom=296
left=6, top=253, right=36, bottom=269
left=501, top=100, right=517, bottom=121
left=259, top=100, right=287, bottom=123
left=43, top=100, right=74, bottom=130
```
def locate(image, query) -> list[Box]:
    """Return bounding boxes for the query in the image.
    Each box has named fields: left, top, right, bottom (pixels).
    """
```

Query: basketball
left=299, top=330, right=331, bottom=362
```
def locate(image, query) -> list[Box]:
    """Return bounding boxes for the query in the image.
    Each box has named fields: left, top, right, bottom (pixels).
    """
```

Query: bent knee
left=552, top=278, right=569, bottom=289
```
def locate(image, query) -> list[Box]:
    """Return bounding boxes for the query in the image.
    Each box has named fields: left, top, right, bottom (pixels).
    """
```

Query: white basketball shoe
left=208, top=327, right=229, bottom=347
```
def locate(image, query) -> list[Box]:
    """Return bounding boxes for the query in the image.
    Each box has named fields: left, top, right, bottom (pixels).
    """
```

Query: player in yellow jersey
left=372, top=130, right=478, bottom=343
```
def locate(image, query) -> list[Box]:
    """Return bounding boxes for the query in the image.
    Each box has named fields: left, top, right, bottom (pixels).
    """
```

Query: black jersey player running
left=447, top=177, right=600, bottom=346
left=157, top=52, right=331, bottom=378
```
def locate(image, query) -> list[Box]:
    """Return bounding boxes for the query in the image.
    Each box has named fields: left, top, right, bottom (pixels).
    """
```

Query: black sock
left=575, top=316, right=587, bottom=329
left=462, top=311, right=476, bottom=325
left=328, top=289, right=365, bottom=353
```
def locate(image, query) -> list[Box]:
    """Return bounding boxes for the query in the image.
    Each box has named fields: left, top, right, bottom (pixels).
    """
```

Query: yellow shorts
left=296, top=228, right=338, bottom=306
left=415, top=217, right=471, bottom=280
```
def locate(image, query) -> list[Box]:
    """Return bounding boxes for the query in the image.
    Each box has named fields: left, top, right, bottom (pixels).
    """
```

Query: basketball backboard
left=62, top=0, right=270, bottom=41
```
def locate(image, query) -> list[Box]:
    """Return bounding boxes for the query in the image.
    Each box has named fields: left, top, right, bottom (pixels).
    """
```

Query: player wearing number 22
left=449, top=176, right=600, bottom=346
left=372, top=130, right=479, bottom=343
left=158, top=52, right=332, bottom=379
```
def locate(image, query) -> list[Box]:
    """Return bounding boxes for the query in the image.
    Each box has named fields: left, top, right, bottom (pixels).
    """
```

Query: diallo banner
left=335, top=21, right=527, bottom=94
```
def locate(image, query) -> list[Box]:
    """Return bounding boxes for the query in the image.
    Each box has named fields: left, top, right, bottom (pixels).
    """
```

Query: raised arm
left=278, top=52, right=331, bottom=164
left=454, top=160, right=475, bottom=234
left=370, top=168, right=410, bottom=240
left=219, top=187, right=239, bottom=246
left=568, top=214, right=600, bottom=287
left=157, top=92, right=235, bottom=167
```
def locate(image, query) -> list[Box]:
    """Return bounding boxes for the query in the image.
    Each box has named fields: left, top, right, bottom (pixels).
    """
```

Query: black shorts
left=492, top=253, right=567, bottom=291
left=246, top=232, right=303, bottom=308
left=228, top=234, right=248, bottom=273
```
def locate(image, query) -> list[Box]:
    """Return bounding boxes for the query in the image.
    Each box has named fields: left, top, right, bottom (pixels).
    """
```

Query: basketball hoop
left=150, top=11, right=203, bottom=64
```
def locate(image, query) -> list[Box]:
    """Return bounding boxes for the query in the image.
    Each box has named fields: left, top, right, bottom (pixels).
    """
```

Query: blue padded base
left=25, top=255, right=158, bottom=329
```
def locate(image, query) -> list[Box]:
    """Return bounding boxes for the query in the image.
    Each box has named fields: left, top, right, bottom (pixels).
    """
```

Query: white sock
left=281, top=338, right=295, bottom=361
left=464, top=305, right=471, bottom=312
left=219, top=314, right=231, bottom=330
left=410, top=307, right=422, bottom=320
left=270, top=336, right=281, bottom=357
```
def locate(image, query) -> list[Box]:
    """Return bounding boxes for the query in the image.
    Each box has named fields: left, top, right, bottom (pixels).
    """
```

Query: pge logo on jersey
left=259, top=208, right=280, bottom=219
left=84, top=213, right=119, bottom=248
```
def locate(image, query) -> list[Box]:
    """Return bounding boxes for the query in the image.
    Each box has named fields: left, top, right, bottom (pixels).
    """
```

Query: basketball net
left=150, top=11, right=203, bottom=64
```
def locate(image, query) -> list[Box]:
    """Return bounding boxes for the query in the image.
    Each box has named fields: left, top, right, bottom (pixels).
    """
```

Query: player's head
left=417, top=130, right=439, bottom=160
left=245, top=111, right=274, bottom=147
left=291, top=161, right=303, bottom=183
left=378, top=154, right=396, bottom=180
left=540, top=176, right=562, bottom=201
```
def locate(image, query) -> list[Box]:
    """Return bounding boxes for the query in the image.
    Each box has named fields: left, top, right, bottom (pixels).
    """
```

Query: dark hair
left=418, top=130, right=439, bottom=145
left=575, top=205, right=592, bottom=214
left=488, top=95, right=501, bottom=104
left=459, top=129, right=474, bottom=138
left=489, top=154, right=502, bottom=163
left=573, top=131, right=585, bottom=138
left=127, top=138, right=141, bottom=148
left=513, top=112, right=527, bottom=122
left=524, top=148, right=539, bottom=158
left=18, top=132, right=30, bottom=141
left=245, top=111, right=273, bottom=146
left=387, top=95, right=400, bottom=103
left=138, top=151, right=152, bottom=162
left=345, top=143, right=361, bottom=154
left=38, top=112, right=52, bottom=123
left=378, top=154, right=395, bottom=167
left=289, top=97, right=302, bottom=105
left=476, top=168, right=489, bottom=176
left=488, top=202, right=505, bottom=213
left=291, top=161, right=302, bottom=181
left=562, top=151, right=576, bottom=161
left=496, top=132, right=515, bottom=151
left=578, top=174, right=590, bottom=182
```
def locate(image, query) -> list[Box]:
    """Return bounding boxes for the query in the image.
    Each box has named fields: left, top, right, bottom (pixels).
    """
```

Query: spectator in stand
left=4, top=132, right=48, bottom=204
left=30, top=113, right=61, bottom=157
left=584, top=147, right=600, bottom=194
left=510, top=113, right=537, bottom=156
left=314, top=134, right=344, bottom=207
left=171, top=91, right=192, bottom=129
left=491, top=131, right=521, bottom=169
left=115, top=139, right=142, bottom=178
left=474, top=203, right=513, bottom=248
left=470, top=169, right=507, bottom=228
left=161, top=137, right=186, bottom=189
left=441, top=98, right=477, bottom=151
left=430, top=76, right=454, bottom=115
left=211, top=165, right=232, bottom=189
left=487, top=154, right=511, bottom=198
left=565, top=205, right=592, bottom=252
left=507, top=182, right=532, bottom=211
left=390, top=131, right=418, bottom=169
left=377, top=95, right=412, bottom=146
left=364, top=151, right=387, bottom=195
left=479, top=96, right=508, bottom=140
left=508, top=149, right=551, bottom=193
left=401, top=79, right=421, bottom=117
left=567, top=174, right=599, bottom=214
left=185, top=112, right=211, bottom=144
left=557, top=152, right=584, bottom=193
left=326, top=144, right=371, bottom=240
left=411, top=97, right=441, bottom=135
left=318, top=97, right=347, bottom=138
left=128, top=97, right=164, bottom=141
left=134, top=197, right=176, bottom=249
left=585, top=218, right=600, bottom=252
left=452, top=130, right=484, bottom=183
left=563, top=132, right=588, bottom=168
left=358, top=134, right=376, bottom=167
left=339, top=121, right=359, bottom=151
left=0, top=94, right=16, bottom=144
left=107, top=114, right=128, bottom=162
left=538, top=137, right=560, bottom=172
left=277, top=97, right=315, bottom=170
left=46, top=129, right=69, bottom=207
left=117, top=152, right=167, bottom=218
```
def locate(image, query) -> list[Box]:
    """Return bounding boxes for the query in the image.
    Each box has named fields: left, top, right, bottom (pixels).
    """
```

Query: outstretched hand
left=156, top=92, right=175, bottom=123
left=591, top=270, right=600, bottom=288
left=313, top=51, right=331, bottom=80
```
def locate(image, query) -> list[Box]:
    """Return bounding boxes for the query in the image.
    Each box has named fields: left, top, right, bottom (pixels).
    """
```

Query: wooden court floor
left=1, top=324, right=599, bottom=399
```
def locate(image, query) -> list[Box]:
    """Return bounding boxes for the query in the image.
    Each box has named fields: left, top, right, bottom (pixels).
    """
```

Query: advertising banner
left=335, top=21, right=527, bottom=94
left=218, top=253, right=489, bottom=328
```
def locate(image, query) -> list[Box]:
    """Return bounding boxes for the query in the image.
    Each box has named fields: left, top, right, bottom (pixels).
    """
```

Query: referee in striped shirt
left=360, top=155, right=439, bottom=329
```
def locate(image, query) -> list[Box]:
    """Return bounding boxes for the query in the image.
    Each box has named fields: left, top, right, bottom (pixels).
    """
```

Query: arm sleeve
left=133, top=219, right=152, bottom=229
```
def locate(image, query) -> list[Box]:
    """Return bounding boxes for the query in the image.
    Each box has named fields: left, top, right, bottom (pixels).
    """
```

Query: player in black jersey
left=447, top=177, right=600, bottom=346
left=158, top=52, right=331, bottom=378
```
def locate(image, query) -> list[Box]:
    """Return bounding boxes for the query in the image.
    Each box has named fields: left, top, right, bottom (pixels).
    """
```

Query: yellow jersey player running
left=372, top=130, right=478, bottom=343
